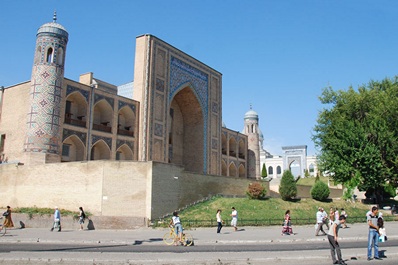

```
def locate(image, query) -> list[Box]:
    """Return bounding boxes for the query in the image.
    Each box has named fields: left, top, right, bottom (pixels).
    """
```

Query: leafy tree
left=279, top=170, right=297, bottom=201
left=261, top=163, right=267, bottom=178
left=313, top=77, right=398, bottom=203
left=310, top=180, right=330, bottom=201
left=246, top=182, right=267, bottom=199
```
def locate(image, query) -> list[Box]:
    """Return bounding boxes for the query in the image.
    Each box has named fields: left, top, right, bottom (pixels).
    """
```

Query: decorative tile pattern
left=156, top=78, right=165, bottom=92
left=211, top=139, right=218, bottom=150
left=212, top=102, right=218, bottom=113
left=94, top=94, right=114, bottom=109
left=118, top=100, right=136, bottom=113
left=116, top=139, right=134, bottom=151
left=62, top=129, right=87, bottom=145
left=91, top=135, right=112, bottom=150
left=154, top=123, right=163, bottom=137
left=66, top=85, right=89, bottom=102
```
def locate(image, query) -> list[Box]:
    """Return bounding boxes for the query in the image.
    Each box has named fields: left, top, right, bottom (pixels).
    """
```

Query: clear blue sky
left=2, top=0, right=398, bottom=156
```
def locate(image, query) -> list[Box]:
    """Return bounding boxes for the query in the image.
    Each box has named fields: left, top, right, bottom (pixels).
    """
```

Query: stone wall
left=0, top=161, right=150, bottom=218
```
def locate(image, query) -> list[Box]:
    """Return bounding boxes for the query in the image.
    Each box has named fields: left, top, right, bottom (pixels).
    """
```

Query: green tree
left=313, top=77, right=398, bottom=203
left=279, top=170, right=297, bottom=201
left=310, top=180, right=330, bottom=201
left=261, top=163, right=267, bottom=178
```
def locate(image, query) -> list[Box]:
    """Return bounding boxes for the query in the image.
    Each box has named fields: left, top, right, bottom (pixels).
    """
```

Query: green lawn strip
left=172, top=197, right=395, bottom=227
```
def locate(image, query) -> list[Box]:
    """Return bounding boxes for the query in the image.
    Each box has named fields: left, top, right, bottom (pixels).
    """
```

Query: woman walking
left=282, top=209, right=293, bottom=235
left=78, top=207, right=86, bottom=230
left=2, top=206, right=14, bottom=229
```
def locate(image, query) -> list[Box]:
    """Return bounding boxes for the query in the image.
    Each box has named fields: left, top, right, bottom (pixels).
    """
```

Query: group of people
left=316, top=207, right=348, bottom=236
left=1, top=206, right=86, bottom=233
left=50, top=206, right=86, bottom=232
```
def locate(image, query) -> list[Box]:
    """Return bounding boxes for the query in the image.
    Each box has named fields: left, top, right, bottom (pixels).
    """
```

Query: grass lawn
left=165, top=196, right=396, bottom=227
left=296, top=176, right=329, bottom=186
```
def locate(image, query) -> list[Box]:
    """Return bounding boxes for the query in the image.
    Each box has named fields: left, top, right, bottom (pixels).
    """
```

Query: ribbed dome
left=37, top=12, right=68, bottom=40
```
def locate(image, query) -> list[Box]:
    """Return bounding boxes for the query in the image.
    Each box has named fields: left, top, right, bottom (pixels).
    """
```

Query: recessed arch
left=221, top=134, right=227, bottom=155
left=229, top=137, right=237, bottom=157
left=65, top=91, right=88, bottom=127
left=221, top=160, right=227, bottom=176
left=118, top=105, right=135, bottom=137
left=93, top=99, right=113, bottom=133
left=289, top=160, right=301, bottom=178
left=238, top=140, right=245, bottom=159
left=90, top=140, right=111, bottom=160
left=168, top=86, right=204, bottom=173
left=46, top=47, right=53, bottom=63
left=239, top=164, right=246, bottom=178
left=116, top=144, right=133, bottom=160
left=62, top=135, right=85, bottom=162
left=228, top=162, right=237, bottom=177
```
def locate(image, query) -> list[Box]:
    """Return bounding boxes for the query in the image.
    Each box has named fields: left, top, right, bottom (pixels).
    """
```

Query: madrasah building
left=0, top=14, right=317, bottom=226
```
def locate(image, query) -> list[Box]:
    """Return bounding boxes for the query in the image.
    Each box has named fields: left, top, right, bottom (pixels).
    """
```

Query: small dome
left=244, top=109, right=258, bottom=120
left=222, top=121, right=226, bottom=128
left=37, top=12, right=68, bottom=41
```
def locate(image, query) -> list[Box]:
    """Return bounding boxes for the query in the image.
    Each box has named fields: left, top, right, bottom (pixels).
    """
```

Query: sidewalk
left=1, top=222, right=397, bottom=245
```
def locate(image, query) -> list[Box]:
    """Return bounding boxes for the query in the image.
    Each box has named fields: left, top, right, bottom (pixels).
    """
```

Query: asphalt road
left=1, top=239, right=398, bottom=253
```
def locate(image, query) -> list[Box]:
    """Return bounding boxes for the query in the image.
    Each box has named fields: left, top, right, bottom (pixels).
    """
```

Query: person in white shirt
left=230, top=207, right=238, bottom=231
left=216, top=209, right=223, bottom=233
left=169, top=211, right=184, bottom=245
left=315, top=207, right=327, bottom=236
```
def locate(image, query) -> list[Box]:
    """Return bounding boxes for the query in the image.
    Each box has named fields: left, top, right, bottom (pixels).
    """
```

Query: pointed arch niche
left=90, top=140, right=111, bottom=160
left=61, top=135, right=85, bottom=162
left=168, top=86, right=204, bottom=173
left=116, top=144, right=133, bottom=161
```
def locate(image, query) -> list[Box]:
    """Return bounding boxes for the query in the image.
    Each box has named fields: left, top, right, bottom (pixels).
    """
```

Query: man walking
left=328, top=215, right=347, bottom=265
left=315, top=207, right=327, bottom=236
left=367, top=206, right=382, bottom=260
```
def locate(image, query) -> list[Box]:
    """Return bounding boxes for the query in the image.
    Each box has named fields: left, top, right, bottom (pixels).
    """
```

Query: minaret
left=243, top=105, right=261, bottom=179
left=24, top=12, right=69, bottom=163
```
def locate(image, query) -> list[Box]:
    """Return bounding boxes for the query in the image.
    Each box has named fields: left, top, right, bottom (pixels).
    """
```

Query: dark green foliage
left=313, top=77, right=398, bottom=202
left=246, top=182, right=267, bottom=200
left=279, top=170, right=297, bottom=201
left=311, top=180, right=330, bottom=201
left=261, top=163, right=267, bottom=178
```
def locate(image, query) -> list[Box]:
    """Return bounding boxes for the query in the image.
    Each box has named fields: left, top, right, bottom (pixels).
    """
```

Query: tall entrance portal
left=169, top=86, right=204, bottom=173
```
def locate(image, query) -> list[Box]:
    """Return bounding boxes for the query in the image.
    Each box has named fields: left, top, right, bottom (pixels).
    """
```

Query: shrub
left=279, top=170, right=297, bottom=201
left=311, top=180, right=330, bottom=201
left=261, top=163, right=267, bottom=178
left=246, top=182, right=267, bottom=200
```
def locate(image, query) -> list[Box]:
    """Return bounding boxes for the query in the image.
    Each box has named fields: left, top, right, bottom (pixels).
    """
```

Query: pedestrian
left=230, top=207, right=238, bottom=232
left=50, top=207, right=61, bottom=232
left=216, top=209, right=223, bottom=234
left=315, top=207, right=327, bottom=236
left=169, top=211, right=185, bottom=246
left=367, top=206, right=382, bottom=260
left=2, top=206, right=14, bottom=229
left=327, top=215, right=347, bottom=265
left=329, top=207, right=335, bottom=226
left=322, top=207, right=330, bottom=230
left=334, top=207, right=340, bottom=221
left=340, top=208, right=348, bottom=228
left=78, top=207, right=86, bottom=230
left=281, top=209, right=293, bottom=235
left=378, top=213, right=386, bottom=243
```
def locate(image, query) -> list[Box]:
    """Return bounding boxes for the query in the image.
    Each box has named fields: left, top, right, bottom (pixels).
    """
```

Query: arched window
left=268, top=166, right=273, bottom=175
left=277, top=166, right=282, bottom=174
left=46, top=47, right=53, bottom=63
